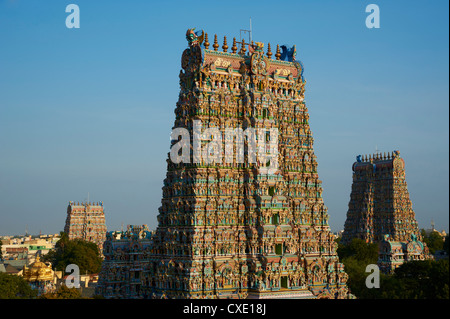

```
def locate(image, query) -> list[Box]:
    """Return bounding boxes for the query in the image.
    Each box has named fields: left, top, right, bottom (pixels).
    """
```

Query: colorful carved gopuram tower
left=64, top=201, right=107, bottom=254
left=147, top=29, right=350, bottom=299
left=341, top=151, right=430, bottom=272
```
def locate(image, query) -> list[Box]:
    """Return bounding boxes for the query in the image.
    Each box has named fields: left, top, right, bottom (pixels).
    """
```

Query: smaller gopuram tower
left=96, top=225, right=154, bottom=299
left=341, top=151, right=430, bottom=272
left=64, top=201, right=107, bottom=254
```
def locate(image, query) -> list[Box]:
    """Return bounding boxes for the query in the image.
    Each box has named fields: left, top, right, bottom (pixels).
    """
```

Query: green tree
left=393, top=259, right=449, bottom=299
left=346, top=259, right=449, bottom=299
left=337, top=237, right=449, bottom=299
left=421, top=229, right=445, bottom=254
left=42, top=232, right=102, bottom=275
left=337, top=238, right=379, bottom=298
left=39, top=285, right=82, bottom=299
left=0, top=272, right=37, bottom=299
left=337, top=238, right=378, bottom=264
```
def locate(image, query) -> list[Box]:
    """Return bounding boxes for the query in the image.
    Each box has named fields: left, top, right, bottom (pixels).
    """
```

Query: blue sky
left=0, top=0, right=448, bottom=235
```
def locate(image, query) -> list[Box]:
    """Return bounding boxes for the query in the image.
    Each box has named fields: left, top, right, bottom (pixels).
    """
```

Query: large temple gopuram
left=341, top=151, right=431, bottom=273
left=143, top=29, right=350, bottom=299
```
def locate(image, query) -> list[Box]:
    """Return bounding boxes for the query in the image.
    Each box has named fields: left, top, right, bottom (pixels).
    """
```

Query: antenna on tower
left=249, top=17, right=252, bottom=43
left=240, top=18, right=252, bottom=52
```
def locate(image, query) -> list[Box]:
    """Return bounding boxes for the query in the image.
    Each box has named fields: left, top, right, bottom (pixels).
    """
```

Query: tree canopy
left=337, top=237, right=449, bottom=299
left=421, top=229, right=445, bottom=255
left=41, top=232, right=102, bottom=275
left=0, top=272, right=37, bottom=299
left=39, top=285, right=82, bottom=299
left=336, top=238, right=379, bottom=298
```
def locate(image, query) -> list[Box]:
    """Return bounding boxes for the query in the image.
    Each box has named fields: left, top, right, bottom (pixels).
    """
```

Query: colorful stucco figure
left=186, top=28, right=204, bottom=47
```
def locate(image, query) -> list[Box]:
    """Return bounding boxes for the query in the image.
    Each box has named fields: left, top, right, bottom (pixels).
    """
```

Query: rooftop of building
left=352, top=150, right=406, bottom=172
left=68, top=201, right=104, bottom=207
left=355, top=150, right=401, bottom=164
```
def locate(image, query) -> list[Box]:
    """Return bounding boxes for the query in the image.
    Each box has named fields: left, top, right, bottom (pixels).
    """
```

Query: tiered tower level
left=342, top=151, right=423, bottom=244
left=64, top=201, right=107, bottom=254
left=147, top=29, right=349, bottom=299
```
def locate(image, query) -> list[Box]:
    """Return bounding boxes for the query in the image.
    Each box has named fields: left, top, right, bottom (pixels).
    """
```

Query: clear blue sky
left=0, top=0, right=448, bottom=236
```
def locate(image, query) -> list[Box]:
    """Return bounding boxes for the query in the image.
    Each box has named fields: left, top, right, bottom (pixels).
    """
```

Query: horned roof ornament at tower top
left=280, top=45, right=297, bottom=62
left=248, top=41, right=264, bottom=54
left=186, top=28, right=204, bottom=47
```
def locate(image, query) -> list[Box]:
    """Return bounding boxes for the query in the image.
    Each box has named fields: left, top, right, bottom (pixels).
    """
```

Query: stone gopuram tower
left=64, top=201, right=107, bottom=254
left=147, top=29, right=350, bottom=299
left=341, top=151, right=430, bottom=272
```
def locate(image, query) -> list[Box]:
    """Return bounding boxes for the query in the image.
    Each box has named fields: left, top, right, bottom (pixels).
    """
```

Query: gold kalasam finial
left=267, top=43, right=272, bottom=59
left=213, top=34, right=219, bottom=51
left=240, top=39, right=246, bottom=55
left=275, top=44, right=281, bottom=60
left=222, top=36, right=228, bottom=52
left=204, top=32, right=210, bottom=49
left=231, top=37, right=237, bottom=54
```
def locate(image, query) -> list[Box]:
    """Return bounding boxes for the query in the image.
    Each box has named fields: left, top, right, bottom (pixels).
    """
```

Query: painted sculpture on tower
left=341, top=151, right=431, bottom=273
left=143, top=28, right=350, bottom=299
